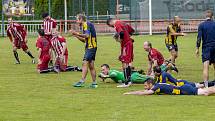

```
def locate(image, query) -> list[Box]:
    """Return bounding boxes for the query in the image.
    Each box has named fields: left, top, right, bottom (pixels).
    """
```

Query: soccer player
left=165, top=16, right=186, bottom=64
left=196, top=10, right=215, bottom=88
left=124, top=78, right=215, bottom=96
left=143, top=41, right=178, bottom=76
left=41, top=12, right=57, bottom=41
left=7, top=17, right=35, bottom=64
left=70, top=14, right=98, bottom=88
left=99, top=64, right=151, bottom=84
left=106, top=18, right=135, bottom=88
left=51, top=32, right=80, bottom=72
left=36, top=29, right=51, bottom=73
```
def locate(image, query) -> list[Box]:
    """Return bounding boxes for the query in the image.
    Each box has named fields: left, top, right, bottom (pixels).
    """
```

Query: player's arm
left=61, top=42, right=67, bottom=56
left=7, top=30, right=13, bottom=43
left=73, top=34, right=86, bottom=43
left=147, top=61, right=153, bottom=75
left=124, top=90, right=154, bottom=95
left=196, top=24, right=202, bottom=57
left=169, top=25, right=186, bottom=36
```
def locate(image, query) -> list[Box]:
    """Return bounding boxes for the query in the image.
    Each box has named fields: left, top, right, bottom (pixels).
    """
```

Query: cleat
left=73, top=81, right=85, bottom=87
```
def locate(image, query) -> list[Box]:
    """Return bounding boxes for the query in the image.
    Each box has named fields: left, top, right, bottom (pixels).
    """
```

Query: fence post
left=64, top=0, right=67, bottom=33
left=2, top=0, right=5, bottom=37
left=149, top=0, right=152, bottom=35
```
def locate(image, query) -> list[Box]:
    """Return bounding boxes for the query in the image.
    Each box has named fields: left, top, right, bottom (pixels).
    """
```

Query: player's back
left=51, top=36, right=68, bottom=56
left=114, top=21, right=133, bottom=43
left=109, top=70, right=124, bottom=83
left=148, top=48, right=164, bottom=66
left=37, top=37, right=51, bottom=56
left=152, top=83, right=179, bottom=95
left=198, top=20, right=215, bottom=47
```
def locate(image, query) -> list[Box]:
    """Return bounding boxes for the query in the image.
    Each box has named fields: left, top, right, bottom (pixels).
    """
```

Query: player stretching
left=165, top=16, right=186, bottom=64
left=36, top=29, right=51, bottom=73
left=124, top=78, right=215, bottom=96
left=70, top=14, right=98, bottom=88
left=107, top=18, right=135, bottom=88
left=7, top=17, right=35, bottom=64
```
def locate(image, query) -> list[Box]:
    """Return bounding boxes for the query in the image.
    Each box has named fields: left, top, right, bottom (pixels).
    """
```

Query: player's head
left=8, top=17, right=13, bottom=24
left=42, top=12, right=49, bottom=19
left=143, top=41, right=152, bottom=52
left=205, top=10, right=213, bottom=19
left=101, top=64, right=110, bottom=75
left=37, top=29, right=45, bottom=37
left=144, top=78, right=155, bottom=90
left=76, top=14, right=87, bottom=25
left=153, top=66, right=162, bottom=76
left=173, top=16, right=181, bottom=25
left=106, top=18, right=115, bottom=27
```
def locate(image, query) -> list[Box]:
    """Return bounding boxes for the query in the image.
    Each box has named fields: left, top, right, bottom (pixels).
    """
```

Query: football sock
left=13, top=51, right=20, bottom=63
left=124, top=66, right=131, bottom=85
left=26, top=51, right=34, bottom=59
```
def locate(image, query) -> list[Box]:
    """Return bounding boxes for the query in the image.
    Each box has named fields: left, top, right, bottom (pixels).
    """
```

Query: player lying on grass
left=153, top=66, right=215, bottom=88
left=143, top=41, right=178, bottom=76
left=98, top=64, right=152, bottom=84
left=36, top=29, right=82, bottom=74
left=123, top=78, right=215, bottom=96
left=7, top=17, right=35, bottom=64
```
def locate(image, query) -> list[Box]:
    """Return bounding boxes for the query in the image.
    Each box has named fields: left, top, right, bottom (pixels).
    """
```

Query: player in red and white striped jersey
left=41, top=12, right=57, bottom=41
left=50, top=33, right=69, bottom=72
left=7, top=17, right=35, bottom=64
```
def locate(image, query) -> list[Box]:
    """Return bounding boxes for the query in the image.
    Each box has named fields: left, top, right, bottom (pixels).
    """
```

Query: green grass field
left=0, top=33, right=214, bottom=121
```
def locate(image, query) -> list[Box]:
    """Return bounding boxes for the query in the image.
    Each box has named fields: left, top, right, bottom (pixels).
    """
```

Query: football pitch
left=0, top=33, right=214, bottom=121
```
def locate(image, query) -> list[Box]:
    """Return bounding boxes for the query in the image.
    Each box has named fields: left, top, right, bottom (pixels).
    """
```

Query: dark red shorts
left=14, top=39, right=28, bottom=51
left=37, top=54, right=51, bottom=71
left=119, top=41, right=134, bottom=64
left=55, top=55, right=68, bottom=71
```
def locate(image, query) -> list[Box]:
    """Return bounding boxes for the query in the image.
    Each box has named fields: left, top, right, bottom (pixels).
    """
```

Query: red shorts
left=14, top=39, right=28, bottom=51
left=55, top=55, right=68, bottom=71
left=37, top=54, right=51, bottom=71
left=119, top=41, right=134, bottom=64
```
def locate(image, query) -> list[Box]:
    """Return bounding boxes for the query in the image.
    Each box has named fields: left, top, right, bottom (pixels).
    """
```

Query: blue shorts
left=83, top=48, right=97, bottom=62
left=202, top=46, right=215, bottom=64
left=179, top=84, right=198, bottom=95
left=166, top=44, right=178, bottom=52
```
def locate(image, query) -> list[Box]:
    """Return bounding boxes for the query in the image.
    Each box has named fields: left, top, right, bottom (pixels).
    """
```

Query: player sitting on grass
left=7, top=17, right=35, bottom=64
left=98, top=64, right=152, bottom=84
left=50, top=32, right=82, bottom=73
left=123, top=78, right=215, bottom=96
left=143, top=41, right=178, bottom=76
left=153, top=66, right=215, bottom=88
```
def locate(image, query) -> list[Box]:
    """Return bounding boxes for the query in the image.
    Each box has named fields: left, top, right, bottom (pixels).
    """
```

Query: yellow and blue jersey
left=81, top=21, right=97, bottom=49
left=155, top=71, right=177, bottom=85
left=151, top=83, right=198, bottom=95
left=165, top=23, right=181, bottom=45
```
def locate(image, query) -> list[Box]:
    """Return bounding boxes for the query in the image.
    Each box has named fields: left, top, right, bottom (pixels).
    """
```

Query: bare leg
left=89, top=61, right=96, bottom=83
left=198, top=87, right=215, bottom=96
left=170, top=49, right=178, bottom=64
left=81, top=61, right=89, bottom=82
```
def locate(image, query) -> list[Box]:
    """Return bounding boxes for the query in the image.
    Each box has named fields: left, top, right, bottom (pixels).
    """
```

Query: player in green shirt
left=99, top=64, right=151, bottom=84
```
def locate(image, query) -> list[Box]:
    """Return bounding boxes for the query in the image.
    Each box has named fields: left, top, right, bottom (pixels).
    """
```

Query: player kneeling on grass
left=36, top=29, right=52, bottom=73
left=7, top=17, right=35, bottom=64
left=124, top=78, right=215, bottom=96
left=143, top=41, right=178, bottom=76
left=51, top=32, right=82, bottom=73
left=99, top=64, right=152, bottom=84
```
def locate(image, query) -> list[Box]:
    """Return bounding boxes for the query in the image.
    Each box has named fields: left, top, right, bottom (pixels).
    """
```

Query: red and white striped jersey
left=43, top=17, right=57, bottom=35
left=7, top=22, right=27, bottom=41
left=50, top=36, right=68, bottom=57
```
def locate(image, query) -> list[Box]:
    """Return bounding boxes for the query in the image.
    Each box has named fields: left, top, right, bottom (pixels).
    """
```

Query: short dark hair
left=147, top=41, right=152, bottom=48
left=77, top=14, right=87, bottom=21
left=42, top=12, right=49, bottom=18
left=145, top=78, right=155, bottom=85
left=37, top=29, right=45, bottom=36
left=206, top=10, right=214, bottom=18
left=153, top=66, right=162, bottom=73
left=106, top=18, right=113, bottom=25
left=101, top=64, right=110, bottom=69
